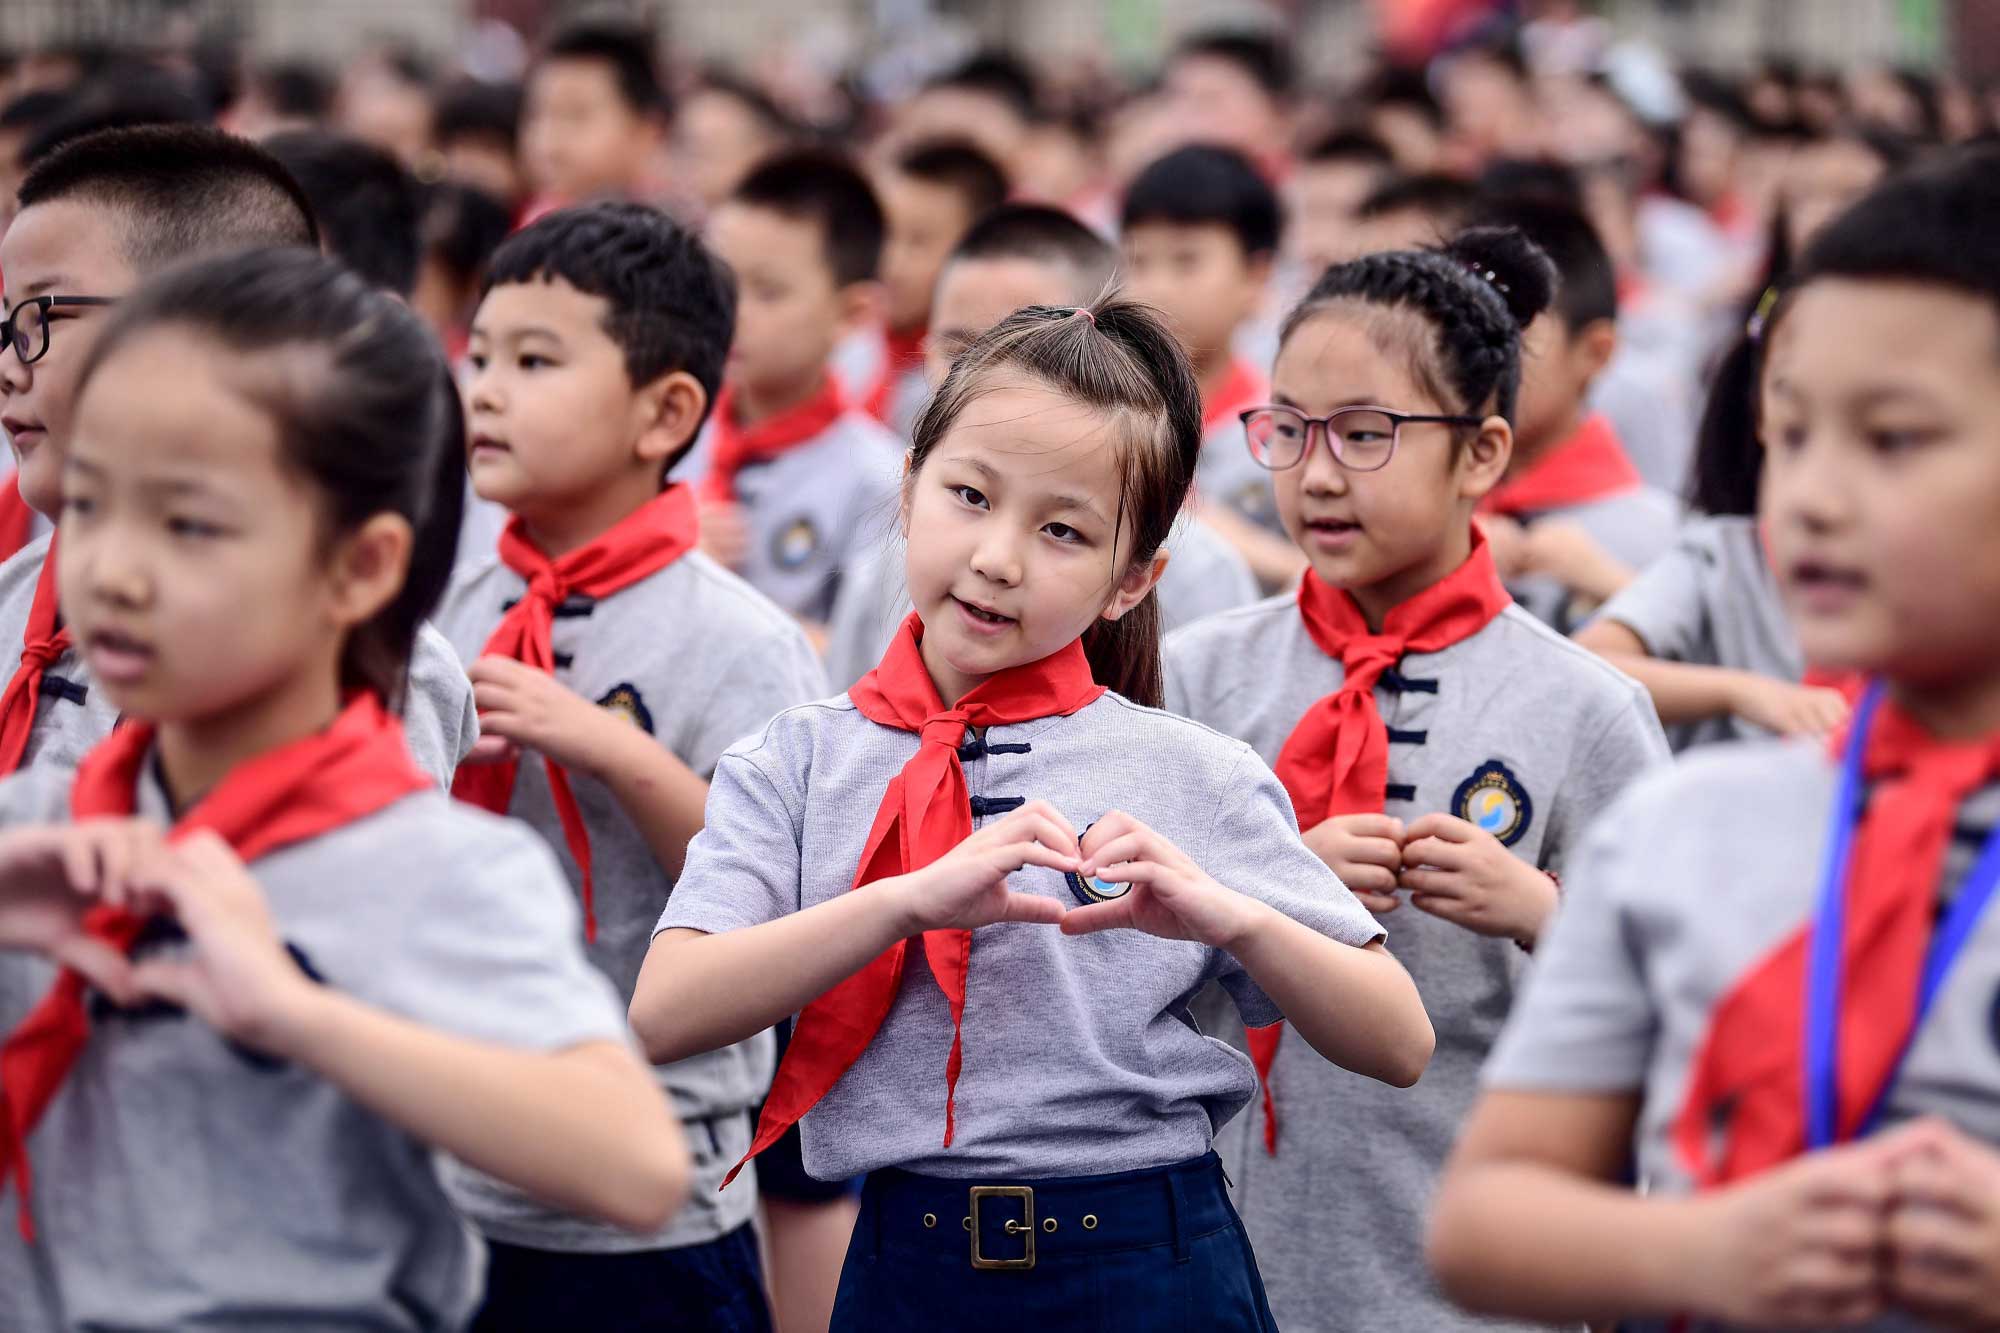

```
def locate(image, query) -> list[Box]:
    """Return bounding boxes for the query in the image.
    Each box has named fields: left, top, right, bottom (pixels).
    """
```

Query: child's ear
left=633, top=370, right=709, bottom=466
left=1458, top=417, right=1514, bottom=503
left=1572, top=317, right=1619, bottom=385
left=1102, top=548, right=1171, bottom=623
left=326, top=512, right=414, bottom=631
left=839, top=279, right=889, bottom=337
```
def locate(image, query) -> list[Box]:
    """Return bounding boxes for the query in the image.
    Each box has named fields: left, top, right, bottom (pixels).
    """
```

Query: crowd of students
left=2, top=10, right=2000, bottom=1332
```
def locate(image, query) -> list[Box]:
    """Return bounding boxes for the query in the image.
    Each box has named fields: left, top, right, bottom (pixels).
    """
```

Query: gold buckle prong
left=968, top=1185, right=1036, bottom=1270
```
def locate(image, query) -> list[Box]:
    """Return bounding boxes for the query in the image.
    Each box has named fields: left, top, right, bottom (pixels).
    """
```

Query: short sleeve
left=1483, top=795, right=1659, bottom=1093
left=1196, top=748, right=1385, bottom=1027
left=352, top=822, right=629, bottom=1052
left=656, top=745, right=805, bottom=937
left=401, top=622, right=480, bottom=788
left=1596, top=532, right=1713, bottom=663
left=683, top=630, right=828, bottom=778
left=1542, top=687, right=1669, bottom=877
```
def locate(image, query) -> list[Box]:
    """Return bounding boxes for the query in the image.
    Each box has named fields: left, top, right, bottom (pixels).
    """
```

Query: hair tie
left=1069, top=306, right=1097, bottom=328
left=1463, top=259, right=1511, bottom=297
left=1746, top=284, right=1781, bottom=342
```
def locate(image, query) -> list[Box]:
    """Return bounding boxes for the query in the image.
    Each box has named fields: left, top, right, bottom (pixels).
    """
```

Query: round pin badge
left=1064, top=820, right=1132, bottom=905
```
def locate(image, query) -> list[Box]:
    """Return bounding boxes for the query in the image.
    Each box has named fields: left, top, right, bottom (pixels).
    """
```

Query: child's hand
left=1301, top=814, right=1404, bottom=914
left=1397, top=814, right=1558, bottom=943
left=469, top=656, right=628, bottom=776
left=1059, top=812, right=1268, bottom=949
left=1885, top=1118, right=2000, bottom=1328
left=892, top=801, right=1076, bottom=934
left=124, top=830, right=323, bottom=1059
left=1692, top=1135, right=1896, bottom=1328
left=0, top=820, right=166, bottom=1003
left=698, top=500, right=751, bottom=570
left=1731, top=674, right=1851, bottom=739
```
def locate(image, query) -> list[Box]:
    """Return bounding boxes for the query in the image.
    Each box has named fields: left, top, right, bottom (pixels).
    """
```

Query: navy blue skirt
left=831, top=1152, right=1278, bottom=1332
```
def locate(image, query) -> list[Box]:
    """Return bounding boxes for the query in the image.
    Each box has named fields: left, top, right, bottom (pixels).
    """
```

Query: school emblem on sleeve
left=596, top=683, right=655, bottom=735
left=1453, top=760, right=1533, bottom=847
left=771, top=516, right=822, bottom=570
left=1064, top=821, right=1133, bottom=905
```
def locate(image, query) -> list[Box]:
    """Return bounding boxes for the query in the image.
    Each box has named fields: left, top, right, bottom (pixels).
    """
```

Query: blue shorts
left=471, top=1222, right=772, bottom=1333
left=830, top=1152, right=1277, bottom=1332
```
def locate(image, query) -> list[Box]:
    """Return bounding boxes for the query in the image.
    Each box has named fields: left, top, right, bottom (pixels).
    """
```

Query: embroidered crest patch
left=771, top=516, right=821, bottom=570
left=1452, top=759, right=1532, bottom=847
left=596, top=683, right=655, bottom=735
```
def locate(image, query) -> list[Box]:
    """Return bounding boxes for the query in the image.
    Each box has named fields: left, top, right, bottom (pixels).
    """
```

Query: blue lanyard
left=1804, top=679, right=2000, bottom=1148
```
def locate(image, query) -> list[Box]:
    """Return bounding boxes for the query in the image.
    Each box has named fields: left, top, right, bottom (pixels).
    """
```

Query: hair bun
left=1444, top=226, right=1557, bottom=328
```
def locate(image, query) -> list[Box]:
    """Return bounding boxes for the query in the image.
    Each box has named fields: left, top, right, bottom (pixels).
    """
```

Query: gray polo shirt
left=435, top=547, right=825, bottom=1251
left=656, top=690, right=1385, bottom=1182
left=0, top=535, right=476, bottom=789
left=1505, top=485, right=1683, bottom=634
left=0, top=763, right=630, bottom=1333
left=1593, top=514, right=1802, bottom=751
left=1165, top=593, right=1668, bottom=1333
left=820, top=512, right=1261, bottom=690
left=679, top=410, right=905, bottom=623
left=1487, top=739, right=2000, bottom=1333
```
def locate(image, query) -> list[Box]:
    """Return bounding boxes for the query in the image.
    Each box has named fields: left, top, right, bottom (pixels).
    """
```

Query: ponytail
left=1084, top=592, right=1164, bottom=709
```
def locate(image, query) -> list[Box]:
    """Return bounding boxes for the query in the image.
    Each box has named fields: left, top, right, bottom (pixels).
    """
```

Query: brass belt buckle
left=968, top=1185, right=1036, bottom=1271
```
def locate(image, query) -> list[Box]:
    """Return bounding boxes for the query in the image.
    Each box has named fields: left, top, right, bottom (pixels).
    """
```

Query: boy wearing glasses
left=1163, top=232, right=1667, bottom=1332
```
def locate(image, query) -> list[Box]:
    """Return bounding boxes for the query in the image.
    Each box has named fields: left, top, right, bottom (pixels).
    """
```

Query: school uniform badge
left=772, top=516, right=822, bottom=570
left=1453, top=760, right=1532, bottom=847
left=596, top=683, right=655, bottom=734
left=1064, top=821, right=1132, bottom=905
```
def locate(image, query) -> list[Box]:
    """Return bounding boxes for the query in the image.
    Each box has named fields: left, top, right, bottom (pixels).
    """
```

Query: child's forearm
left=1605, top=653, right=1754, bottom=725
left=590, top=725, right=710, bottom=880
left=1230, top=904, right=1433, bottom=1086
left=631, top=881, right=916, bottom=1064
left=278, top=988, right=689, bottom=1233
left=1428, top=1160, right=1712, bottom=1322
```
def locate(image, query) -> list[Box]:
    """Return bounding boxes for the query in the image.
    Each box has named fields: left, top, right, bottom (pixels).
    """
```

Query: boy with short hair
left=520, top=20, right=668, bottom=212
left=436, top=202, right=825, bottom=1332
left=1354, top=170, right=1483, bottom=254
left=263, top=129, right=423, bottom=296
left=1294, top=129, right=1397, bottom=275
left=824, top=202, right=1260, bottom=687
left=1163, top=29, right=1296, bottom=177
left=1122, top=142, right=1302, bottom=588
left=693, top=148, right=903, bottom=631
left=867, top=136, right=1008, bottom=437
left=1468, top=196, right=1682, bottom=633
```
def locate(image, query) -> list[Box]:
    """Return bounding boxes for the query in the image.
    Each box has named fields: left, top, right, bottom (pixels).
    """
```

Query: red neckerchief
left=1482, top=414, right=1643, bottom=518
left=1202, top=360, right=1269, bottom=435
left=699, top=380, right=847, bottom=505
left=450, top=485, right=700, bottom=938
left=0, top=478, right=37, bottom=566
left=863, top=326, right=927, bottom=426
left=0, top=538, right=70, bottom=777
left=1248, top=529, right=1512, bottom=1153
left=724, top=613, right=1105, bottom=1186
left=0, top=693, right=430, bottom=1236
left=1672, top=699, right=2000, bottom=1187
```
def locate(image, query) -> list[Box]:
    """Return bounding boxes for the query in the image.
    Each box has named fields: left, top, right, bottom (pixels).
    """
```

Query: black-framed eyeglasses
left=1239, top=404, right=1483, bottom=474
left=2, top=295, right=115, bottom=367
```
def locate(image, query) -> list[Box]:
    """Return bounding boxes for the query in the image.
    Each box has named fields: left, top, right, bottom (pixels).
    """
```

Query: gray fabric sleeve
left=655, top=745, right=804, bottom=937
left=401, top=621, right=480, bottom=788
left=1484, top=787, right=1659, bottom=1092
left=1199, top=749, right=1386, bottom=1027
left=1596, top=533, right=1712, bottom=663
left=1540, top=687, right=1670, bottom=878
left=682, top=627, right=829, bottom=779
left=353, top=825, right=630, bottom=1051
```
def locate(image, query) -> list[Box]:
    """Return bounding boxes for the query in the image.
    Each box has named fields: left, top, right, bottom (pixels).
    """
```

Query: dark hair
left=75, top=247, right=465, bottom=703
left=1364, top=65, right=1447, bottom=129
left=263, top=131, right=421, bottom=296
left=1743, top=123, right=1916, bottom=321
left=1468, top=195, right=1615, bottom=330
left=926, top=52, right=1038, bottom=123
left=1173, top=29, right=1295, bottom=100
left=1121, top=144, right=1282, bottom=259
left=434, top=79, right=522, bottom=149
left=482, top=202, right=737, bottom=457
left=0, top=88, right=74, bottom=135
left=1686, top=330, right=1762, bottom=516
left=690, top=69, right=795, bottom=140
left=18, top=74, right=206, bottom=167
left=537, top=20, right=668, bottom=119
left=421, top=182, right=514, bottom=289
left=257, top=60, right=334, bottom=121
left=18, top=124, right=319, bottom=271
left=908, top=300, right=1201, bottom=707
left=1356, top=172, right=1481, bottom=229
left=894, top=138, right=1010, bottom=223
left=1303, top=129, right=1395, bottom=168
left=730, top=148, right=886, bottom=286
left=1280, top=227, right=1556, bottom=424
left=1477, top=157, right=1585, bottom=209
left=950, top=203, right=1117, bottom=298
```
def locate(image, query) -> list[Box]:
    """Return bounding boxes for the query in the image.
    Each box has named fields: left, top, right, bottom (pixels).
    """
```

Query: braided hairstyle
left=1280, top=227, right=1556, bottom=428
